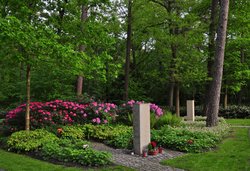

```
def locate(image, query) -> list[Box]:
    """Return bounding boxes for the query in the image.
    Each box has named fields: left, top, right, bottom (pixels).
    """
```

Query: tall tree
left=204, top=0, right=219, bottom=112
left=77, top=4, right=88, bottom=97
left=124, top=0, right=132, bottom=101
left=206, top=0, right=229, bottom=127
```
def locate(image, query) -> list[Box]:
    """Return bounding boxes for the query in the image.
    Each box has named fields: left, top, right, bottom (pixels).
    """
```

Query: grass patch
left=226, top=119, right=250, bottom=126
left=161, top=127, right=250, bottom=171
left=0, top=149, right=134, bottom=171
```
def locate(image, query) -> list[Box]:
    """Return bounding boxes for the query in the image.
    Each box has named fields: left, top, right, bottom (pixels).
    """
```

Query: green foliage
left=154, top=112, right=182, bottom=129
left=41, top=138, right=111, bottom=166
left=61, top=125, right=85, bottom=140
left=82, top=124, right=113, bottom=140
left=219, top=105, right=250, bottom=118
left=152, top=118, right=230, bottom=153
left=7, top=129, right=58, bottom=152
left=106, top=127, right=133, bottom=149
left=81, top=124, right=133, bottom=149
left=151, top=126, right=219, bottom=153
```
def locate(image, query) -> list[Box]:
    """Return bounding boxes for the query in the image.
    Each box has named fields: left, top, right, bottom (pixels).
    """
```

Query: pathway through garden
left=92, top=142, right=185, bottom=171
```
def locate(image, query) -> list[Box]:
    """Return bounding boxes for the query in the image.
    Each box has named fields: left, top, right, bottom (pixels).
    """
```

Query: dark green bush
left=219, top=105, right=250, bottom=118
left=41, top=138, right=111, bottom=166
left=176, top=105, right=250, bottom=118
left=7, top=129, right=58, bottom=152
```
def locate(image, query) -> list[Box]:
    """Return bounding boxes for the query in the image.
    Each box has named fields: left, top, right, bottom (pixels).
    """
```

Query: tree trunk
left=124, top=0, right=132, bottom=101
left=25, top=64, right=31, bottom=131
left=168, top=83, right=174, bottom=108
left=206, top=0, right=229, bottom=127
left=224, top=87, right=228, bottom=109
left=204, top=0, right=219, bottom=114
left=175, top=83, right=180, bottom=117
left=76, top=5, right=88, bottom=97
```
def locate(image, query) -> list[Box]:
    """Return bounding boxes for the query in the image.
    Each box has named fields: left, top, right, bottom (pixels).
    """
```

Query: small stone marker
left=186, top=100, right=195, bottom=121
left=133, top=103, right=150, bottom=155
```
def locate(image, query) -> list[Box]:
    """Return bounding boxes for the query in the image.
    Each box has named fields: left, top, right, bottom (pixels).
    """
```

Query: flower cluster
left=4, top=100, right=117, bottom=132
left=3, top=99, right=163, bottom=133
left=148, top=141, right=157, bottom=151
left=120, top=100, right=163, bottom=117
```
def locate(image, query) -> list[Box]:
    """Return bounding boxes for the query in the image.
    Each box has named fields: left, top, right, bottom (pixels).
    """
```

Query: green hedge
left=172, top=105, right=250, bottom=119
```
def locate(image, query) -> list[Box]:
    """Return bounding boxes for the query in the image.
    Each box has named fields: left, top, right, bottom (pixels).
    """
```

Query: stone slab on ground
left=91, top=142, right=185, bottom=171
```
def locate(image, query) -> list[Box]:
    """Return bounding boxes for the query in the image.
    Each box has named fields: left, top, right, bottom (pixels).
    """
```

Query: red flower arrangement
left=148, top=141, right=159, bottom=155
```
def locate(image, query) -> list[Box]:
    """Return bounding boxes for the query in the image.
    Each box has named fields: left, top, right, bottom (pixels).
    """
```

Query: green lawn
left=161, top=127, right=250, bottom=171
left=0, top=149, right=134, bottom=171
left=226, top=119, right=250, bottom=126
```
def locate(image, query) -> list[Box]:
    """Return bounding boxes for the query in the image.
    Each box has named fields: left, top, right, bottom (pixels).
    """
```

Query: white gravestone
left=186, top=100, right=195, bottom=121
left=133, top=103, right=151, bottom=155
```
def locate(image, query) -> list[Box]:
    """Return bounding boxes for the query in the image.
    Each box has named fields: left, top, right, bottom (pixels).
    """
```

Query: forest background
left=0, top=0, right=249, bottom=115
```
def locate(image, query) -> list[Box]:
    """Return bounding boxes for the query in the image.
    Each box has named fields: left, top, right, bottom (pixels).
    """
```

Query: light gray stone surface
left=92, top=142, right=185, bottom=171
left=133, top=104, right=151, bottom=155
left=186, top=100, right=195, bottom=121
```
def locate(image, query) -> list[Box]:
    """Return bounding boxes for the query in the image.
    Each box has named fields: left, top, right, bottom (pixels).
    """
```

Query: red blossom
left=187, top=139, right=193, bottom=144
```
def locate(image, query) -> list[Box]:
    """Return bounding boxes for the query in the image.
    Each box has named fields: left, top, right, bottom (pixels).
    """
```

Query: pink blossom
left=96, top=118, right=101, bottom=124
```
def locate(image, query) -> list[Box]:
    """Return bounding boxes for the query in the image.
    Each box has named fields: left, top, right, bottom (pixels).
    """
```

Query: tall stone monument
left=186, top=100, right=195, bottom=121
left=133, top=103, right=150, bottom=155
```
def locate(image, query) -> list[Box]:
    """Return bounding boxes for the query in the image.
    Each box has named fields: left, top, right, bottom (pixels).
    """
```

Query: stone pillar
left=186, top=100, right=195, bottom=121
left=133, top=103, right=150, bottom=155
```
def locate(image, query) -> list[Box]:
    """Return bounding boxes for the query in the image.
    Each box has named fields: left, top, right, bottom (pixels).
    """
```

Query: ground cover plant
left=6, top=129, right=111, bottom=166
left=0, top=149, right=135, bottom=171
left=161, top=126, right=250, bottom=171
left=151, top=117, right=230, bottom=153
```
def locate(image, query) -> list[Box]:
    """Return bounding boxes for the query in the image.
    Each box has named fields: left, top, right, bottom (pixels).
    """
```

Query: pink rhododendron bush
left=3, top=100, right=163, bottom=133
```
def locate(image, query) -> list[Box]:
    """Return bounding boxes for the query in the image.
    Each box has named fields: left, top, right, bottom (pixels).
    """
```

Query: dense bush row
left=7, top=129, right=111, bottom=166
left=219, top=105, right=250, bottom=118
left=174, top=105, right=250, bottom=119
left=2, top=100, right=163, bottom=134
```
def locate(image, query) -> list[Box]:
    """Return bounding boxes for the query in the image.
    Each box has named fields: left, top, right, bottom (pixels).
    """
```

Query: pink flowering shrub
left=116, top=100, right=163, bottom=125
left=119, top=100, right=163, bottom=116
left=3, top=100, right=117, bottom=133
left=3, top=99, right=163, bottom=133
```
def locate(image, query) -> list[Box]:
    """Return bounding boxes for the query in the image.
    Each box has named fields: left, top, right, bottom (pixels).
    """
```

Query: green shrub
left=176, top=105, right=250, bottom=118
left=81, top=124, right=133, bottom=149
left=219, top=105, right=250, bottom=118
left=151, top=125, right=221, bottom=153
left=41, top=138, right=111, bottom=166
left=154, top=112, right=182, bottom=129
left=60, top=125, right=85, bottom=140
left=82, top=124, right=114, bottom=140
left=182, top=117, right=230, bottom=139
left=7, top=129, right=58, bottom=152
left=106, top=126, right=133, bottom=149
